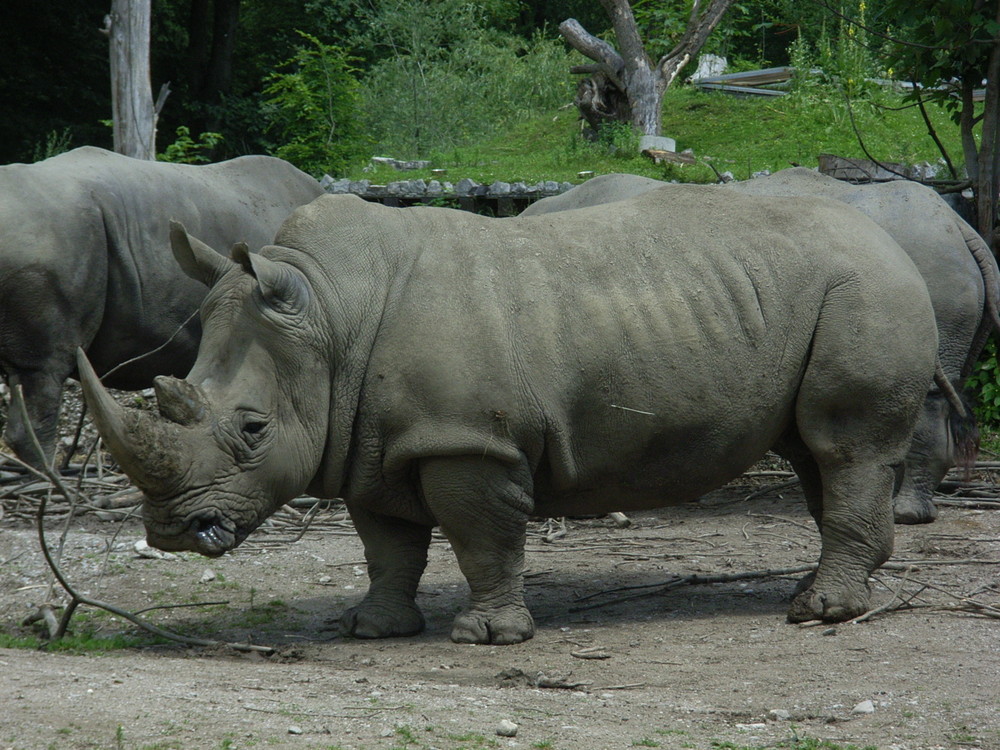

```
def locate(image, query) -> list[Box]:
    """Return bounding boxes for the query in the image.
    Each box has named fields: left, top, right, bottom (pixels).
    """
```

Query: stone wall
left=320, top=176, right=576, bottom=216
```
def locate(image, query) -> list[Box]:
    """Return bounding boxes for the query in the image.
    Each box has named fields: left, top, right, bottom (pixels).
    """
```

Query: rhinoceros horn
left=76, top=349, right=186, bottom=496
left=154, top=375, right=208, bottom=426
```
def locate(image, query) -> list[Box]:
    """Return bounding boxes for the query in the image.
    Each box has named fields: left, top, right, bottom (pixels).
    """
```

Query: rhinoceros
left=524, top=169, right=999, bottom=524
left=80, top=188, right=938, bottom=644
left=0, top=146, right=323, bottom=465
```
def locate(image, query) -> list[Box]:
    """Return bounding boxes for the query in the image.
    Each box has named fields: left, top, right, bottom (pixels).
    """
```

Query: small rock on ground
left=496, top=720, right=518, bottom=737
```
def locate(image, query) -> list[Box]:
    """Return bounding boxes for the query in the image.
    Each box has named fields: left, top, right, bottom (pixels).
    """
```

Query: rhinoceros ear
left=230, top=243, right=309, bottom=315
left=169, top=220, right=237, bottom=287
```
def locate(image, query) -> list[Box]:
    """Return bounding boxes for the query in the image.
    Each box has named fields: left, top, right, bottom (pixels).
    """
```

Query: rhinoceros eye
left=239, top=415, right=269, bottom=448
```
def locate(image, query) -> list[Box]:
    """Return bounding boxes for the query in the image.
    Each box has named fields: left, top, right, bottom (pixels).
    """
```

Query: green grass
left=0, top=630, right=152, bottom=652
left=344, top=84, right=966, bottom=186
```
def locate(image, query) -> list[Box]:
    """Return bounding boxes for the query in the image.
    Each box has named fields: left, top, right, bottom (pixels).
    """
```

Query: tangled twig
left=10, top=384, right=275, bottom=655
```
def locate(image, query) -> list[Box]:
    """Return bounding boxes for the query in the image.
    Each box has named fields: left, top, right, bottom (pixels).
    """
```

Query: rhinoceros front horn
left=76, top=349, right=185, bottom=496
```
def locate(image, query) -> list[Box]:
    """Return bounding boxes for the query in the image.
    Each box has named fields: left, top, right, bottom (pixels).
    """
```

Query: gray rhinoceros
left=525, top=170, right=998, bottom=524
left=80, top=188, right=938, bottom=644
left=0, top=146, right=323, bottom=465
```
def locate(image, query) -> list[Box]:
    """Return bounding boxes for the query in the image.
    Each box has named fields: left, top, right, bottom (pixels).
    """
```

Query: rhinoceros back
left=280, top=189, right=938, bottom=516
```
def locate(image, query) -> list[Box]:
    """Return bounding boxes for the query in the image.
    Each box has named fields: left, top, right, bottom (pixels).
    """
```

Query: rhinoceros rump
left=0, top=146, right=323, bottom=466
left=525, top=170, right=997, bottom=525
left=80, top=189, right=938, bottom=644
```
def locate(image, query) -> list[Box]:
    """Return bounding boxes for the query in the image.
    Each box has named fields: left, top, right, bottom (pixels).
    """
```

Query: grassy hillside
left=347, top=84, right=967, bottom=186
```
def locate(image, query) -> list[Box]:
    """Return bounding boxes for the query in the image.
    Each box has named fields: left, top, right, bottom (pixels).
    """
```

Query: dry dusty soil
left=1, top=449, right=998, bottom=750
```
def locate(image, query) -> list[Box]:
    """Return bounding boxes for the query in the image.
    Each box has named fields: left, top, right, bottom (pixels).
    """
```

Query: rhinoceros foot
left=450, top=604, right=535, bottom=645
left=892, top=493, right=939, bottom=525
left=340, top=600, right=425, bottom=639
left=786, top=581, right=870, bottom=623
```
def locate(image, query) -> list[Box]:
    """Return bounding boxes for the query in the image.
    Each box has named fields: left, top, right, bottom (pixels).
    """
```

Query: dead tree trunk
left=104, top=0, right=156, bottom=160
left=560, top=0, right=733, bottom=138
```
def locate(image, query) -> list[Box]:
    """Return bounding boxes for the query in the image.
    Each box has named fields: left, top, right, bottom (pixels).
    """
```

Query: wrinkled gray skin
left=80, top=189, right=939, bottom=644
left=525, top=169, right=999, bottom=524
left=0, top=146, right=323, bottom=465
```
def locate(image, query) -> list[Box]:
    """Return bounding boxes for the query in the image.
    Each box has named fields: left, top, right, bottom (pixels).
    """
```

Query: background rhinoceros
left=519, top=173, right=667, bottom=216
left=80, top=188, right=938, bottom=644
left=0, top=146, right=323, bottom=466
left=523, top=169, right=999, bottom=524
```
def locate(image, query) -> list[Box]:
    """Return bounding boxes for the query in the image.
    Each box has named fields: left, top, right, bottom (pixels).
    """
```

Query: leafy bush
left=356, top=0, right=574, bottom=158
left=157, top=126, right=223, bottom=163
left=595, top=121, right=641, bottom=156
left=262, top=32, right=372, bottom=176
left=966, top=339, right=1000, bottom=427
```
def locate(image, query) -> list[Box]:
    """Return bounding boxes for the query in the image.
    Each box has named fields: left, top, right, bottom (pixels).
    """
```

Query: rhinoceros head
left=78, top=221, right=330, bottom=556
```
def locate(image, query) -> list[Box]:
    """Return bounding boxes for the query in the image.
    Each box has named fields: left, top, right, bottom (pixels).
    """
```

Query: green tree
left=881, top=0, right=1000, bottom=250
left=262, top=33, right=371, bottom=176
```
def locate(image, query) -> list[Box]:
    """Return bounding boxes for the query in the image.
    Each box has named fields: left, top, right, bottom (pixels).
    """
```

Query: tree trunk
left=106, top=0, right=156, bottom=160
left=571, top=72, right=629, bottom=137
left=560, top=0, right=733, bottom=138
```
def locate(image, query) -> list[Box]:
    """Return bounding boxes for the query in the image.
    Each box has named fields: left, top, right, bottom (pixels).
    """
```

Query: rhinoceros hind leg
left=340, top=505, right=430, bottom=639
left=451, top=606, right=535, bottom=645
left=420, top=455, right=535, bottom=645
left=787, top=583, right=871, bottom=623
left=892, top=492, right=939, bottom=525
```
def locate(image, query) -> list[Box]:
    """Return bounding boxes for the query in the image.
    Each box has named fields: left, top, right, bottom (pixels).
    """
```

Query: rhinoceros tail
left=934, top=360, right=979, bottom=478
left=950, top=389, right=980, bottom=480
left=958, top=219, right=1000, bottom=377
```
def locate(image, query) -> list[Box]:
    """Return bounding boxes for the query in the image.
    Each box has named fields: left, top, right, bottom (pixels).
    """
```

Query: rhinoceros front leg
left=340, top=504, right=431, bottom=638
left=419, top=455, right=535, bottom=645
left=2, top=369, right=66, bottom=468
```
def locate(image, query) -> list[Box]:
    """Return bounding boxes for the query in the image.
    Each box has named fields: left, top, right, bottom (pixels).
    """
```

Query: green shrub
left=31, top=128, right=74, bottom=161
left=967, top=339, right=1000, bottom=427
left=357, top=0, right=574, bottom=158
left=785, top=2, right=887, bottom=107
left=263, top=32, right=372, bottom=176
left=595, top=121, right=641, bottom=156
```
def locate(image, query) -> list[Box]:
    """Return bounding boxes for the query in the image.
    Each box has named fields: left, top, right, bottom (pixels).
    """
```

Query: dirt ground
left=1, top=444, right=999, bottom=750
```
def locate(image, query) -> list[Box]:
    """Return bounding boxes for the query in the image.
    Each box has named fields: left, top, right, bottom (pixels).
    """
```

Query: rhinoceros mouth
left=144, top=510, right=246, bottom=557
left=193, top=515, right=239, bottom=557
